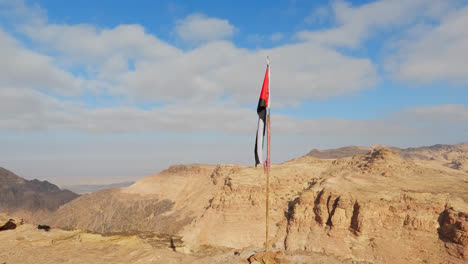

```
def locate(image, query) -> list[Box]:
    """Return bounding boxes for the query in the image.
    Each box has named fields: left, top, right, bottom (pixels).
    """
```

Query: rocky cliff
left=47, top=143, right=468, bottom=263
left=283, top=149, right=468, bottom=263
left=49, top=164, right=220, bottom=234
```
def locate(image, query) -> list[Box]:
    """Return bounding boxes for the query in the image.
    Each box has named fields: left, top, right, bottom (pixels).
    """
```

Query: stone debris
left=0, top=219, right=16, bottom=231
left=248, top=251, right=288, bottom=264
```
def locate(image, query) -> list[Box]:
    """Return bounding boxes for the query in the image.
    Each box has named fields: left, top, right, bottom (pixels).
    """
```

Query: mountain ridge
left=0, top=167, right=79, bottom=217
left=41, top=143, right=468, bottom=262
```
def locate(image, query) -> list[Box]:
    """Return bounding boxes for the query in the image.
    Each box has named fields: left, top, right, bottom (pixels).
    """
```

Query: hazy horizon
left=2, top=141, right=467, bottom=186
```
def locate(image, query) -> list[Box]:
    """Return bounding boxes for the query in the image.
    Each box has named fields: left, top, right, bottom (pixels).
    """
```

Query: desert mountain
left=400, top=143, right=468, bottom=172
left=306, top=146, right=373, bottom=159
left=0, top=167, right=79, bottom=218
left=49, top=165, right=218, bottom=234
left=307, top=143, right=468, bottom=173
left=44, top=143, right=468, bottom=263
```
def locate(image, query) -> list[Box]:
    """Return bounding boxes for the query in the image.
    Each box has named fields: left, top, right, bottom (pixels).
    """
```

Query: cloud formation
left=120, top=40, right=378, bottom=106
left=0, top=0, right=466, bottom=185
left=175, top=13, right=236, bottom=44
left=12, top=12, right=379, bottom=106
left=401, top=104, right=468, bottom=123
left=0, top=0, right=465, bottom=135
left=388, top=5, right=468, bottom=83
left=298, top=0, right=455, bottom=47
left=0, top=28, right=82, bottom=95
left=1, top=86, right=466, bottom=140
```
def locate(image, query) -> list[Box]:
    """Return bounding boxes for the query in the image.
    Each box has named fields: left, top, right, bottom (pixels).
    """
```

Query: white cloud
left=246, top=34, right=264, bottom=44
left=0, top=87, right=465, bottom=140
left=0, top=0, right=463, bottom=134
left=296, top=0, right=468, bottom=86
left=21, top=23, right=181, bottom=66
left=247, top=33, right=283, bottom=44
left=2, top=93, right=466, bottom=186
left=298, top=0, right=456, bottom=48
left=273, top=116, right=416, bottom=136
left=0, top=28, right=82, bottom=95
left=0, top=0, right=466, bottom=185
left=18, top=22, right=182, bottom=95
left=120, top=40, right=378, bottom=106
left=0, top=0, right=46, bottom=25
left=387, top=5, right=468, bottom=83
left=0, top=87, right=255, bottom=133
left=270, top=33, right=284, bottom=42
left=0, top=88, right=59, bottom=119
left=4, top=4, right=379, bottom=107
left=401, top=104, right=468, bottom=123
left=0, top=88, right=74, bottom=130
left=304, top=6, right=331, bottom=25
left=175, top=13, right=236, bottom=44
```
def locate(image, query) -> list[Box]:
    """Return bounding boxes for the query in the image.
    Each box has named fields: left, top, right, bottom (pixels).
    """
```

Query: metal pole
left=265, top=111, right=270, bottom=250
left=265, top=56, right=271, bottom=251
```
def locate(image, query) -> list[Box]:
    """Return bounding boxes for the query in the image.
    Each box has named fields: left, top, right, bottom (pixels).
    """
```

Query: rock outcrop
left=48, top=164, right=223, bottom=235
left=0, top=213, right=349, bottom=264
left=438, top=207, right=468, bottom=260
left=248, top=250, right=286, bottom=264
left=46, top=143, right=468, bottom=263
left=283, top=148, right=468, bottom=263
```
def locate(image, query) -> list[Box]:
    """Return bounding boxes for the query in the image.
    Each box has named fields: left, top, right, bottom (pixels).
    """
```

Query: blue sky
left=0, top=0, right=467, bottom=185
left=36, top=0, right=328, bottom=45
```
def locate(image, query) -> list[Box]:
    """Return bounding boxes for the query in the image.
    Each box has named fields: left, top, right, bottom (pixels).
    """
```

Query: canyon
left=1, top=143, right=467, bottom=263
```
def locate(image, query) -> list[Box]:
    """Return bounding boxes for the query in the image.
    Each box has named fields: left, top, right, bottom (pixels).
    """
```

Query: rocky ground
left=2, top=143, right=467, bottom=263
left=0, top=214, right=350, bottom=264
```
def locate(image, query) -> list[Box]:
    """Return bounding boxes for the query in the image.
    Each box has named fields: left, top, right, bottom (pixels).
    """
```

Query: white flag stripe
left=256, top=118, right=264, bottom=164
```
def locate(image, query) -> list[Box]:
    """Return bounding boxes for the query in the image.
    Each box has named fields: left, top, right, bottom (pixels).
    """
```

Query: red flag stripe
left=259, top=65, right=269, bottom=108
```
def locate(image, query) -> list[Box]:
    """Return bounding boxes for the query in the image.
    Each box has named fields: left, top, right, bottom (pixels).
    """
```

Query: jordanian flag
left=255, top=63, right=270, bottom=167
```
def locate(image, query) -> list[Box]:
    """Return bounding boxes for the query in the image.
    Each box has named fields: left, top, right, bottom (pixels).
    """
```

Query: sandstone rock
left=41, top=144, right=468, bottom=263
left=438, top=207, right=468, bottom=260
left=0, top=219, right=357, bottom=263
left=445, top=158, right=468, bottom=172
left=248, top=251, right=285, bottom=264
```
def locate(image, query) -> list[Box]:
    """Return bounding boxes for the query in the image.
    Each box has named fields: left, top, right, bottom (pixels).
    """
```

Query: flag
left=255, top=63, right=270, bottom=167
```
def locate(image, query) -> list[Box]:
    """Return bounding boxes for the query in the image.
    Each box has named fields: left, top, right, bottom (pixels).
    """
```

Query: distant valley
left=1, top=143, right=467, bottom=263
left=63, top=181, right=135, bottom=194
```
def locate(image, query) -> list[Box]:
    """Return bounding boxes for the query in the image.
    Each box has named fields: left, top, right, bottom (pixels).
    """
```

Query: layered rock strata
left=48, top=144, right=468, bottom=263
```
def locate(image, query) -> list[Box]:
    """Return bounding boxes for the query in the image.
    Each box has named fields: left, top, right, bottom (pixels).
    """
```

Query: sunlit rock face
left=46, top=144, right=468, bottom=263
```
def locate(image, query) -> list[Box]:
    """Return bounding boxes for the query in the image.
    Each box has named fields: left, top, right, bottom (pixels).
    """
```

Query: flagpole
left=265, top=109, right=270, bottom=251
left=265, top=57, right=271, bottom=251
